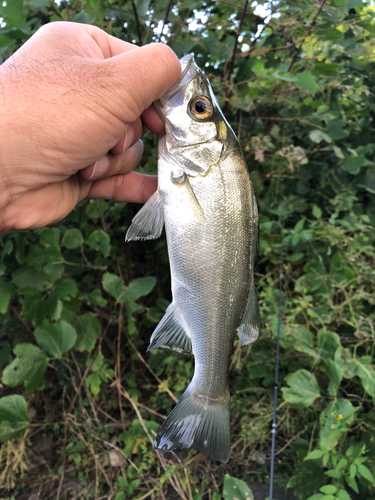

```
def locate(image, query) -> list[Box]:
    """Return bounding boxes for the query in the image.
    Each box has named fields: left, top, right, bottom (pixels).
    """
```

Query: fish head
left=157, top=55, right=234, bottom=175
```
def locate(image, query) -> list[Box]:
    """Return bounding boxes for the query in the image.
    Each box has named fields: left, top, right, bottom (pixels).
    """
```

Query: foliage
left=1, top=0, right=375, bottom=498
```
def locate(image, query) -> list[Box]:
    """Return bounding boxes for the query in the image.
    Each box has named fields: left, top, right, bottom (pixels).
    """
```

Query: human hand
left=0, top=22, right=180, bottom=234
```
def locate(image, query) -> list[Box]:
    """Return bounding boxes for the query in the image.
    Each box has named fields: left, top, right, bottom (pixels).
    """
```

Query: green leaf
left=319, top=399, right=357, bottom=451
left=125, top=277, right=157, bottom=301
left=312, top=204, right=322, bottom=219
left=90, top=353, right=104, bottom=372
left=85, top=373, right=101, bottom=395
left=87, top=229, right=110, bottom=257
left=282, top=369, right=320, bottom=408
left=223, top=474, right=254, bottom=500
left=294, top=218, right=305, bottom=233
left=2, top=344, right=48, bottom=391
left=344, top=0, right=362, bottom=8
left=350, top=356, right=375, bottom=396
left=0, top=280, right=13, bottom=314
left=102, top=273, right=126, bottom=302
left=316, top=29, right=343, bottom=42
left=12, top=266, right=50, bottom=291
left=71, top=11, right=90, bottom=23
left=306, top=495, right=324, bottom=500
left=114, top=493, right=126, bottom=500
left=2, top=240, right=13, bottom=255
left=345, top=476, right=358, bottom=494
left=304, top=449, right=325, bottom=460
left=286, top=252, right=304, bottom=262
left=295, top=73, right=318, bottom=93
left=1, top=0, right=26, bottom=27
left=342, top=156, right=369, bottom=175
left=320, top=485, right=337, bottom=494
left=326, top=119, right=348, bottom=140
left=356, top=464, right=375, bottom=483
left=86, top=201, right=100, bottom=219
left=272, top=72, right=296, bottom=82
left=325, top=469, right=342, bottom=478
left=349, top=464, right=357, bottom=479
left=87, top=289, right=108, bottom=307
left=30, top=0, right=50, bottom=7
left=0, top=395, right=29, bottom=442
left=358, top=21, right=375, bottom=34
left=325, top=359, right=342, bottom=396
left=34, top=320, right=77, bottom=357
left=52, top=279, right=79, bottom=300
left=293, top=326, right=320, bottom=360
left=335, top=347, right=354, bottom=378
left=62, top=229, right=84, bottom=249
left=309, top=130, right=332, bottom=144
left=73, top=314, right=101, bottom=352
left=317, top=331, right=341, bottom=360
left=337, top=490, right=352, bottom=500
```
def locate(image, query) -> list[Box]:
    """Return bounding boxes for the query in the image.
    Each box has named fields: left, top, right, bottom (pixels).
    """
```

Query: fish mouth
left=154, top=54, right=199, bottom=120
left=162, top=55, right=197, bottom=102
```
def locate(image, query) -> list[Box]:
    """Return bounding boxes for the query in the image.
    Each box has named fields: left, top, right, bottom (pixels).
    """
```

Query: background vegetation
left=1, top=0, right=375, bottom=499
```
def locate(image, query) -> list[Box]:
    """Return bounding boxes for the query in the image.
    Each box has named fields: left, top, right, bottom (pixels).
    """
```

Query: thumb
left=96, top=43, right=181, bottom=124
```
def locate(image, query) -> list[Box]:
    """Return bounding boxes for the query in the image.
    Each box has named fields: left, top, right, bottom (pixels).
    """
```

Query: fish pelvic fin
left=125, top=190, right=164, bottom=242
left=147, top=303, right=192, bottom=355
left=238, top=282, right=261, bottom=346
left=154, top=385, right=231, bottom=463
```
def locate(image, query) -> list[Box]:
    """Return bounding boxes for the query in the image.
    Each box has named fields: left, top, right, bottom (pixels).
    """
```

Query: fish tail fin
left=154, top=385, right=231, bottom=463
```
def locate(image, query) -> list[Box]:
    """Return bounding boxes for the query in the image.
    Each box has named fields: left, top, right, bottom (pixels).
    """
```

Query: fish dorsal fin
left=238, top=282, right=260, bottom=346
left=147, top=303, right=192, bottom=355
left=125, top=190, right=164, bottom=242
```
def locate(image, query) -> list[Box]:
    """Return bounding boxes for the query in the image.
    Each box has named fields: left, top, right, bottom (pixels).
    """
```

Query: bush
left=1, top=0, right=375, bottom=498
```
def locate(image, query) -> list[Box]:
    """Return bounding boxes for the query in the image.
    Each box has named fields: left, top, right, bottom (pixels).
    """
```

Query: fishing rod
left=269, top=216, right=285, bottom=500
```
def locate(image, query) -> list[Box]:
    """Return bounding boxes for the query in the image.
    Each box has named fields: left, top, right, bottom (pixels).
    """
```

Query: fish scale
left=126, top=54, right=260, bottom=463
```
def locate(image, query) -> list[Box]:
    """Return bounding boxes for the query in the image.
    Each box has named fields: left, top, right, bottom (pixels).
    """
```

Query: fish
left=125, top=54, right=260, bottom=463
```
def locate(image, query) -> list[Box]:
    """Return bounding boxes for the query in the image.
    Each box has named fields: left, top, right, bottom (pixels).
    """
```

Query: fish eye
left=189, top=96, right=213, bottom=120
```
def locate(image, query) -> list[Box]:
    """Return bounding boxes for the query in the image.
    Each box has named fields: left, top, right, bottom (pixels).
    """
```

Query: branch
left=131, top=0, right=143, bottom=46
left=227, top=0, right=249, bottom=79
left=158, top=0, right=173, bottom=42
left=236, top=43, right=294, bottom=58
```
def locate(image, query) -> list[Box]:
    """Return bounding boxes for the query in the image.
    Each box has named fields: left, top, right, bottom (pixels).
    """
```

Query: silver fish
left=126, top=55, right=260, bottom=463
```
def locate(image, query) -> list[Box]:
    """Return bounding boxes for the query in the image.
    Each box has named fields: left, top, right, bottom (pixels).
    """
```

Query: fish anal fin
left=154, top=385, right=231, bottom=463
left=125, top=190, right=164, bottom=242
left=147, top=303, right=192, bottom=355
left=238, top=282, right=260, bottom=347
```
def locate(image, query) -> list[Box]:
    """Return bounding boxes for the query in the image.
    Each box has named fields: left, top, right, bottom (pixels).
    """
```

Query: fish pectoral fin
left=238, top=282, right=261, bottom=347
left=147, top=303, right=192, bottom=355
left=184, top=177, right=206, bottom=222
left=154, top=385, right=231, bottom=463
left=125, top=190, right=164, bottom=242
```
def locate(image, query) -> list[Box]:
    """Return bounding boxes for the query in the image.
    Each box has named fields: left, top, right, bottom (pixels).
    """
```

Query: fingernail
left=122, top=127, right=135, bottom=153
left=90, top=155, right=110, bottom=179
